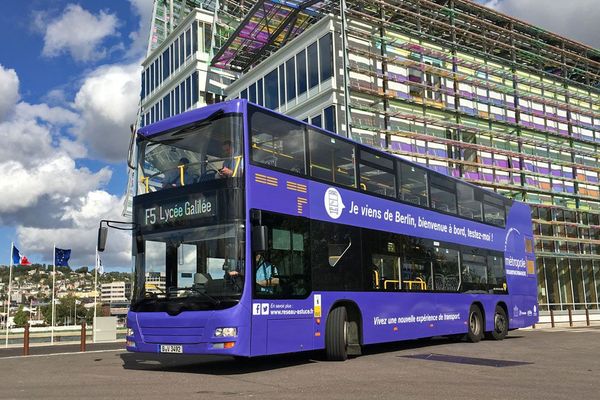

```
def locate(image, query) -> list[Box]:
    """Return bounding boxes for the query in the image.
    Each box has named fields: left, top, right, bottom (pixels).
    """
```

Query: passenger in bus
left=218, top=140, right=242, bottom=178
left=255, top=252, right=279, bottom=293
left=162, top=157, right=196, bottom=188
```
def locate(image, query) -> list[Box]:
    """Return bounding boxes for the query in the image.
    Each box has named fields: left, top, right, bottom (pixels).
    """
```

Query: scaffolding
left=337, top=0, right=600, bottom=310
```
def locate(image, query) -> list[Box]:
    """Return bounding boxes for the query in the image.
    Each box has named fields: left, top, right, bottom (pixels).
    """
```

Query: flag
left=55, top=248, right=71, bottom=267
left=11, top=245, right=32, bottom=265
left=96, top=252, right=104, bottom=274
left=12, top=245, right=21, bottom=265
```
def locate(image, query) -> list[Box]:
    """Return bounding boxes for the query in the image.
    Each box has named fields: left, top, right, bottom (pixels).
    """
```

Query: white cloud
left=18, top=191, right=131, bottom=267
left=0, top=67, right=123, bottom=266
left=73, top=63, right=141, bottom=162
left=0, top=157, right=111, bottom=215
left=41, top=4, right=120, bottom=62
left=127, top=0, right=155, bottom=59
left=481, top=0, right=600, bottom=48
left=0, top=65, right=19, bottom=121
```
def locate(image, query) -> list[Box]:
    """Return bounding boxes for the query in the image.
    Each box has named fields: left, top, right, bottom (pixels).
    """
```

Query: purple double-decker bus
left=126, top=99, right=537, bottom=360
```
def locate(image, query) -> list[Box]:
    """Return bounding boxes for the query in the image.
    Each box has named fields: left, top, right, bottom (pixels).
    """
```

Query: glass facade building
left=139, top=0, right=600, bottom=312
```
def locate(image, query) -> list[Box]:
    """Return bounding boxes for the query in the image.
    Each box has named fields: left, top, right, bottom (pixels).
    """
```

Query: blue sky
left=0, top=0, right=597, bottom=270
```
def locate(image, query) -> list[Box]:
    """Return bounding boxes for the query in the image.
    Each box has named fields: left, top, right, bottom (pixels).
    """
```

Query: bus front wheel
left=466, top=305, right=484, bottom=343
left=325, top=306, right=348, bottom=361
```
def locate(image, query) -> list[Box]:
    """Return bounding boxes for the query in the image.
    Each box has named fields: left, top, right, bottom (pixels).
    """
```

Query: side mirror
left=97, top=227, right=108, bottom=252
left=251, top=226, right=268, bottom=252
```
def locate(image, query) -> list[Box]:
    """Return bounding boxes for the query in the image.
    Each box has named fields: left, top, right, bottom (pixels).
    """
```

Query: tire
left=325, top=306, right=348, bottom=361
left=486, top=305, right=508, bottom=341
left=466, top=304, right=484, bottom=343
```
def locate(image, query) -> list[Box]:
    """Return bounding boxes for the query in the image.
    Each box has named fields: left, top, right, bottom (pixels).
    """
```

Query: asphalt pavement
left=0, top=327, right=599, bottom=400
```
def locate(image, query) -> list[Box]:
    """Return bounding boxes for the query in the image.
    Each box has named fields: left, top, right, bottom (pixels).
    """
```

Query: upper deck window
left=398, top=163, right=428, bottom=207
left=250, top=109, right=306, bottom=174
left=359, top=149, right=396, bottom=198
left=308, top=129, right=356, bottom=188
left=483, top=195, right=506, bottom=227
left=457, top=183, right=483, bottom=221
left=429, top=173, right=457, bottom=214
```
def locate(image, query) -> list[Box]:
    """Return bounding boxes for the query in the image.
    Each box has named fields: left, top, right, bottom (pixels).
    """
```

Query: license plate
left=160, top=344, right=183, bottom=353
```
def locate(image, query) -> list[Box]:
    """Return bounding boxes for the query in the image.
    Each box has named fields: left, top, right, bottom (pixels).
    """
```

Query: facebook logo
left=252, top=303, right=270, bottom=316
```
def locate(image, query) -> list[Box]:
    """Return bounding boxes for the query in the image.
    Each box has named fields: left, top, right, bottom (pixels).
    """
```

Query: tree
left=85, top=304, right=102, bottom=324
left=75, top=266, right=89, bottom=274
left=13, top=306, right=29, bottom=327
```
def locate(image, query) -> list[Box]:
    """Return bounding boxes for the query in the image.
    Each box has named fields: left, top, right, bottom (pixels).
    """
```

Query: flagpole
left=93, top=247, right=98, bottom=343
left=4, top=242, right=14, bottom=348
left=51, top=245, right=56, bottom=345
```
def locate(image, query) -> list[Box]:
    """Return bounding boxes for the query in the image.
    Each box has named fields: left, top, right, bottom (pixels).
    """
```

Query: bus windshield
left=138, top=113, right=243, bottom=193
left=132, top=223, right=245, bottom=312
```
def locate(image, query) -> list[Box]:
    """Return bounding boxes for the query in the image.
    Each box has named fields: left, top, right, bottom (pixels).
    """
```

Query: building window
left=319, top=33, right=333, bottom=82
left=278, top=65, right=285, bottom=107
left=286, top=57, right=296, bottom=102
left=185, top=28, right=191, bottom=59
left=192, top=21, right=198, bottom=54
left=162, top=48, right=170, bottom=81
left=311, top=114, right=322, bottom=128
left=257, top=78, right=264, bottom=106
left=297, top=49, right=307, bottom=96
left=174, top=38, right=180, bottom=70
left=307, top=42, right=319, bottom=89
left=192, top=71, right=198, bottom=104
left=265, top=68, right=279, bottom=110
left=179, top=33, right=185, bottom=66
left=162, top=95, right=170, bottom=119
left=185, top=76, right=192, bottom=110
left=249, top=82, right=257, bottom=103
left=324, top=105, right=336, bottom=132
left=141, top=70, right=146, bottom=100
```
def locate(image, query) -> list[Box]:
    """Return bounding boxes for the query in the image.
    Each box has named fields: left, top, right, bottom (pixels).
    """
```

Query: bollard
left=585, top=307, right=590, bottom=327
left=23, top=323, right=30, bottom=356
left=568, top=307, right=573, bottom=327
left=80, top=321, right=87, bottom=352
left=550, top=309, right=555, bottom=328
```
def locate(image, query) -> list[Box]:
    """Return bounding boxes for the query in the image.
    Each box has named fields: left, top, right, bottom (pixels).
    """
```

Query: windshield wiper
left=169, top=286, right=221, bottom=305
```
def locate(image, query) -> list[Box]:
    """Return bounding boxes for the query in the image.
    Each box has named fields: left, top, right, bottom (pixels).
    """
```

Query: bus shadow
left=120, top=352, right=318, bottom=374
left=120, top=335, right=525, bottom=373
left=360, top=334, right=524, bottom=356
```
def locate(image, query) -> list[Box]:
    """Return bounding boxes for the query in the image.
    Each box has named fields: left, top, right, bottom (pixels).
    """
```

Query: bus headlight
left=214, top=327, right=237, bottom=337
left=127, top=328, right=134, bottom=337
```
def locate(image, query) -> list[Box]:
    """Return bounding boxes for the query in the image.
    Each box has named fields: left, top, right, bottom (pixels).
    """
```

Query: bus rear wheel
left=466, top=305, right=484, bottom=343
left=325, top=306, right=348, bottom=361
left=486, top=305, right=508, bottom=341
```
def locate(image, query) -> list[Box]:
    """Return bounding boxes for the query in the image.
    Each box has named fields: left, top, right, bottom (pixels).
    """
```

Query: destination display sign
left=136, top=192, right=217, bottom=231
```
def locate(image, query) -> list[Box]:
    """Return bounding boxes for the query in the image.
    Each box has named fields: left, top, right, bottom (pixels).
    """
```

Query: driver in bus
left=255, top=252, right=279, bottom=293
left=162, top=157, right=195, bottom=188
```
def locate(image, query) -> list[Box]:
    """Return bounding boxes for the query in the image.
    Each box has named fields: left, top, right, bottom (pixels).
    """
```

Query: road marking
left=0, top=349, right=124, bottom=360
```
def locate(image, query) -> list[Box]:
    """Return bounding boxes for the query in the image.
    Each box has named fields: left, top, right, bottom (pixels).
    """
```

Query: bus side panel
left=250, top=298, right=317, bottom=356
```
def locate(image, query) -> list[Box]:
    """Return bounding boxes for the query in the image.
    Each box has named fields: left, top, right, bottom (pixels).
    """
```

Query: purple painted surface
left=129, top=100, right=538, bottom=357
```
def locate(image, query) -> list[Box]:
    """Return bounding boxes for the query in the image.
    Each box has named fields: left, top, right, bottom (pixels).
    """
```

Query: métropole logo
left=324, top=187, right=345, bottom=219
